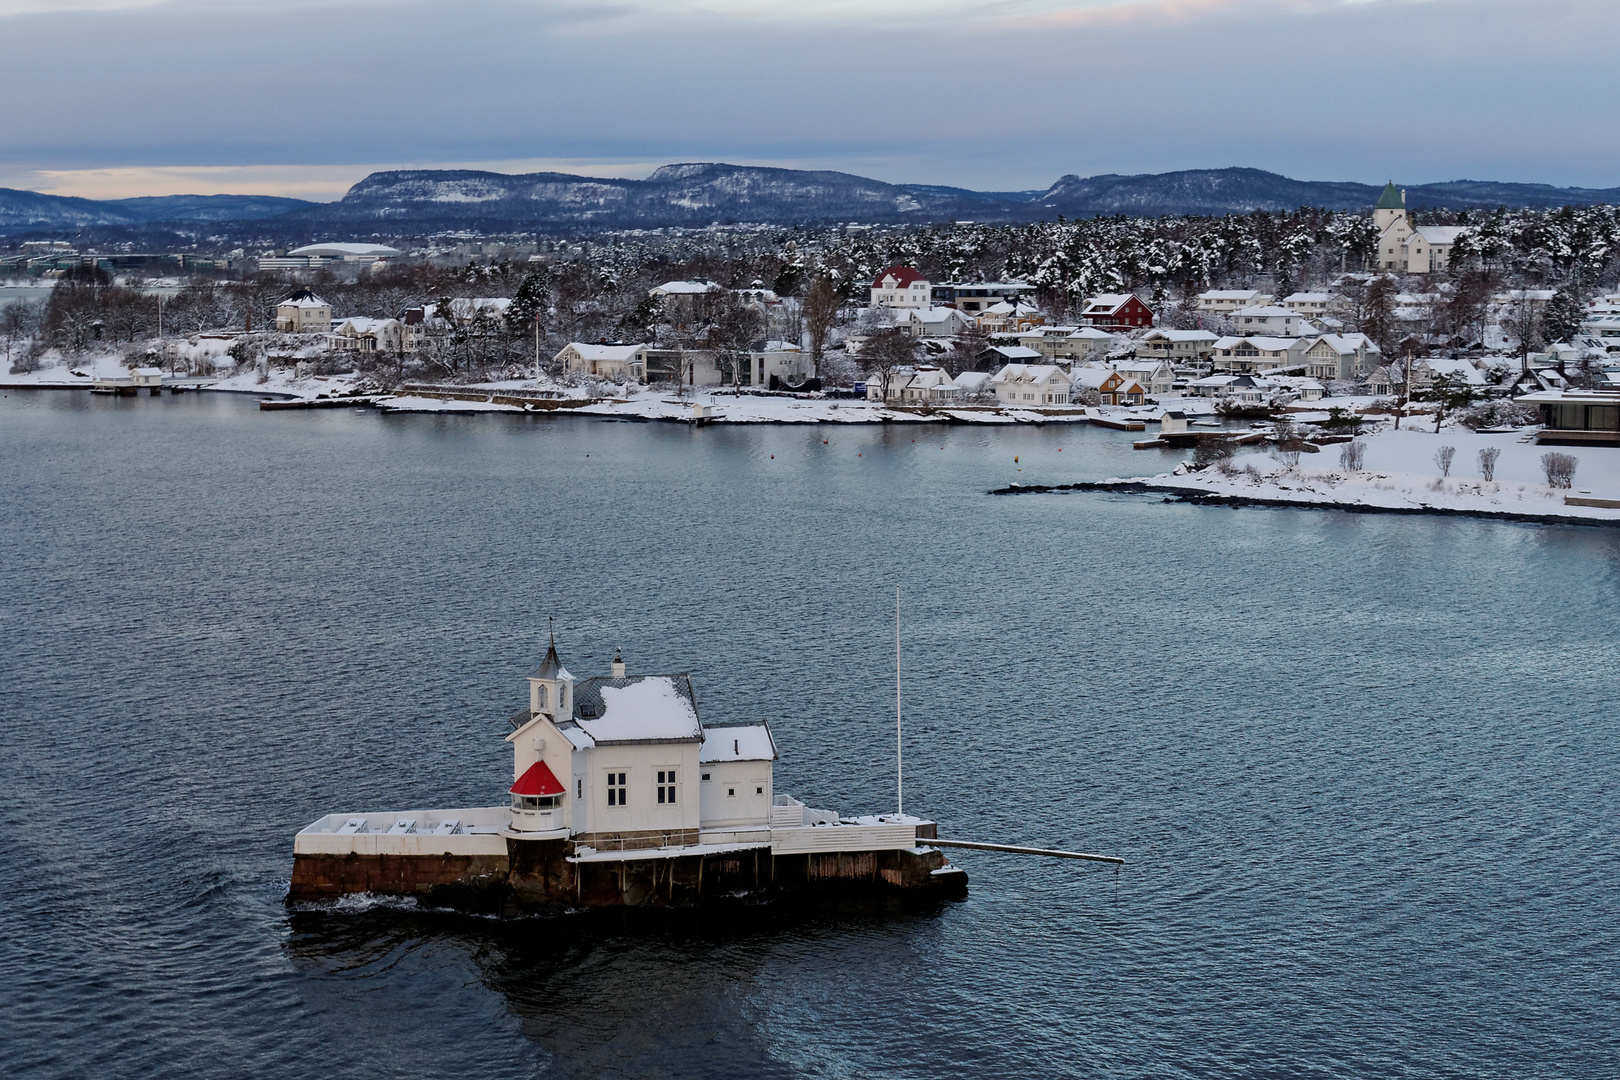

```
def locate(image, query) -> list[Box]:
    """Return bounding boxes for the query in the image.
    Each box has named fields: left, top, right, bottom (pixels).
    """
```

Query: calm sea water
left=2, top=390, right=1617, bottom=1079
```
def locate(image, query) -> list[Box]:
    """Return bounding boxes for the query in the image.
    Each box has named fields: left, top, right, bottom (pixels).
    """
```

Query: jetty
left=289, top=637, right=975, bottom=913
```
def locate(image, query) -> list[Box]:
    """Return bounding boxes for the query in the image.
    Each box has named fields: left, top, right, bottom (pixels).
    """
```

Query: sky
left=0, top=0, right=1613, bottom=201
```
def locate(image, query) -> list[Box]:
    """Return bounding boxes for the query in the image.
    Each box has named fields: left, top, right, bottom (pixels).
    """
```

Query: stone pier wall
left=289, top=840, right=965, bottom=913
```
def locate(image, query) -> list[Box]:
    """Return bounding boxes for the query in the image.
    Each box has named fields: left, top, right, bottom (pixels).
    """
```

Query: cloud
left=0, top=0, right=1612, bottom=197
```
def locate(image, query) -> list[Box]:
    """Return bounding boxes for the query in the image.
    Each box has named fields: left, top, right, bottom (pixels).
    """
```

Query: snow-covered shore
left=1069, top=426, right=1620, bottom=524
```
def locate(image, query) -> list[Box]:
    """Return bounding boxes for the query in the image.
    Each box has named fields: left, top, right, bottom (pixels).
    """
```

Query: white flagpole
left=896, top=585, right=903, bottom=818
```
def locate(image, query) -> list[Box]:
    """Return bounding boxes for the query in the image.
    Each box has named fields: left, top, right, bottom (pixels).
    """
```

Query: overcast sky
left=0, top=0, right=1612, bottom=200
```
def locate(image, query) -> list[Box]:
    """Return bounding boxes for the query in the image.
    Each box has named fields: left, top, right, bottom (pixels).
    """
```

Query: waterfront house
left=275, top=289, right=331, bottom=333
left=1071, top=364, right=1146, bottom=405
left=1110, top=358, right=1175, bottom=397
left=1160, top=411, right=1189, bottom=434
left=504, top=638, right=777, bottom=847
left=1303, top=333, right=1381, bottom=381
left=992, top=363, right=1074, bottom=406
left=330, top=316, right=403, bottom=354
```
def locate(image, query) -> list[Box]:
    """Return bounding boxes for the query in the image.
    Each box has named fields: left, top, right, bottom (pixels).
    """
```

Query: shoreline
left=0, top=379, right=1142, bottom=427
left=993, top=478, right=1620, bottom=528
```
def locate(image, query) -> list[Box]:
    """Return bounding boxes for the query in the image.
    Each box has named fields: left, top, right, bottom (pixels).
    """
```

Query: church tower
left=1374, top=181, right=1408, bottom=233
left=527, top=629, right=574, bottom=721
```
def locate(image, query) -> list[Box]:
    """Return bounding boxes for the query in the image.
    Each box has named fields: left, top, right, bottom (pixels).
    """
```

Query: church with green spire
left=1372, top=182, right=1469, bottom=274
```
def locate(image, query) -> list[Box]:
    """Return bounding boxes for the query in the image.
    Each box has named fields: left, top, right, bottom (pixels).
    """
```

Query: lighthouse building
left=504, top=637, right=778, bottom=849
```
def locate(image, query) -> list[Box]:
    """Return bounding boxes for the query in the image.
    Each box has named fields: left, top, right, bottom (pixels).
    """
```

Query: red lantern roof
left=509, top=760, right=566, bottom=797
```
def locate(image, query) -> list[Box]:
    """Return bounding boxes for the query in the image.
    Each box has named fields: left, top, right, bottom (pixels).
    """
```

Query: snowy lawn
left=1126, top=425, right=1620, bottom=522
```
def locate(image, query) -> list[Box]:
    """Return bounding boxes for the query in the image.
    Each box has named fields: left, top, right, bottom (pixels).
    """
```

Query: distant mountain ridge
left=0, top=189, right=316, bottom=230
left=3, top=165, right=1619, bottom=233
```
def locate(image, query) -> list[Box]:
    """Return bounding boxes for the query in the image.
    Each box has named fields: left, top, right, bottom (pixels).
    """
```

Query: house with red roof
left=870, top=266, right=932, bottom=309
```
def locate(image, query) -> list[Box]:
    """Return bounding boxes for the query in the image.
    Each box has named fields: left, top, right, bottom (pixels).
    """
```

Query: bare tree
left=1339, top=440, right=1366, bottom=471
left=1435, top=445, right=1456, bottom=477
left=802, top=275, right=840, bottom=380
left=2, top=300, right=41, bottom=373
left=1478, top=446, right=1501, bottom=482
left=860, top=326, right=921, bottom=402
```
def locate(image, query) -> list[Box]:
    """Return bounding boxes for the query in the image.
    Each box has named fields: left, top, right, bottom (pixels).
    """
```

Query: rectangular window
left=577, top=778, right=582, bottom=799
left=656, top=769, right=677, bottom=805
left=606, top=771, right=627, bottom=807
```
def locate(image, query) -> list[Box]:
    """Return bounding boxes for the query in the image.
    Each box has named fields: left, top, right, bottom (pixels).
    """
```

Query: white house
left=504, top=637, right=777, bottom=847
left=1210, top=335, right=1312, bottom=373
left=870, top=266, right=931, bottom=309
left=275, top=289, right=331, bottom=333
left=1231, top=305, right=1304, bottom=337
left=992, top=363, right=1074, bottom=406
left=892, top=306, right=975, bottom=339
left=401, top=297, right=512, bottom=353
left=554, top=342, right=649, bottom=382
left=899, top=365, right=960, bottom=403
left=1302, top=333, right=1381, bottom=381
left=1135, top=328, right=1218, bottom=364
left=330, top=316, right=403, bottom=354
left=747, top=341, right=810, bottom=387
left=975, top=300, right=1045, bottom=333
left=1281, top=292, right=1336, bottom=318
left=1110, top=359, right=1175, bottom=397
left=1197, top=289, right=1272, bottom=315
left=1015, top=325, right=1113, bottom=363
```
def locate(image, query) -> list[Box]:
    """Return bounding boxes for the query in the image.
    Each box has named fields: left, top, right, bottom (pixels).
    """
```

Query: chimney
left=611, top=648, right=625, bottom=679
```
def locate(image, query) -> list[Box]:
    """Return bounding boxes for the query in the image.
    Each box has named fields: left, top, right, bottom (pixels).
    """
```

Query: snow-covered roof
left=987, top=345, right=1044, bottom=360
left=1142, top=328, right=1218, bottom=342
left=287, top=243, right=402, bottom=258
left=132, top=366, right=163, bottom=376
left=1234, top=306, right=1299, bottom=318
left=1411, top=226, right=1469, bottom=245
left=1082, top=294, right=1136, bottom=313
left=333, top=317, right=398, bottom=333
left=992, top=363, right=1070, bottom=385
left=699, top=722, right=778, bottom=763
left=570, top=675, right=701, bottom=745
left=1309, top=333, right=1377, bottom=354
left=1215, top=336, right=1301, bottom=351
left=278, top=289, right=328, bottom=309
left=954, top=371, right=992, bottom=389
left=1067, top=327, right=1115, bottom=340
left=1199, top=289, right=1263, bottom=300
left=651, top=280, right=719, bottom=296
left=1283, top=292, right=1332, bottom=303
left=1421, top=357, right=1486, bottom=384
left=565, top=342, right=643, bottom=361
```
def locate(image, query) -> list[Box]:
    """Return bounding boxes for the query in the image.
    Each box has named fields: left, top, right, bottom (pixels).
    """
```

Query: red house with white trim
left=1080, top=293, right=1154, bottom=329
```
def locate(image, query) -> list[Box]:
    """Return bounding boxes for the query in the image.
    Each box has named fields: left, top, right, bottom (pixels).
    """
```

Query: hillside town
left=4, top=184, right=1620, bottom=444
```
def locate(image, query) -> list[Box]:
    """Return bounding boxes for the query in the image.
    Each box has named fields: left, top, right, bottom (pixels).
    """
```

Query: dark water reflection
left=3, top=390, right=1619, bottom=1079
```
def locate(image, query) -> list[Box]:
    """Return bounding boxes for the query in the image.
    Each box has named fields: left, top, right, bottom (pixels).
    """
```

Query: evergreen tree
left=1543, top=287, right=1586, bottom=345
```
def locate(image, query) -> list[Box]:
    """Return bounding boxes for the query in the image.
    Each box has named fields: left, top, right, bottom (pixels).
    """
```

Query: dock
left=259, top=396, right=381, bottom=411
